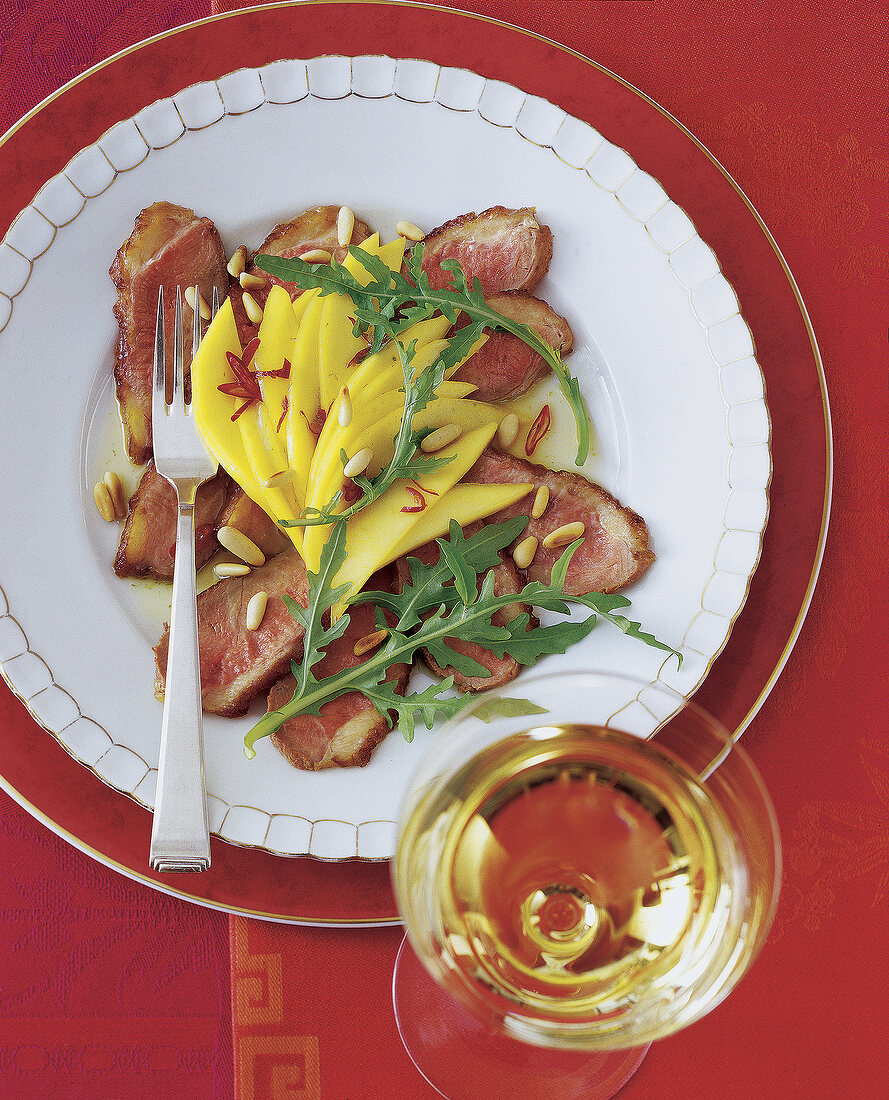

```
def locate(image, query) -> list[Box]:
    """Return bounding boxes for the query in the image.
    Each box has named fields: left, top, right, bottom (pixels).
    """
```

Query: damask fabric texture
left=0, top=1, right=207, bottom=135
left=230, top=919, right=416, bottom=1100
left=0, top=786, right=233, bottom=1100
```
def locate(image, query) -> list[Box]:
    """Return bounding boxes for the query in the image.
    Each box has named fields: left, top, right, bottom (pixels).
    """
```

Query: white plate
left=0, top=56, right=770, bottom=860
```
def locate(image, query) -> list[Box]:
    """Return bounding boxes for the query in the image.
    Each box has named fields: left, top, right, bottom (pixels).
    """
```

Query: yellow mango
left=387, top=482, right=534, bottom=560
left=318, top=236, right=407, bottom=407
left=305, top=378, right=479, bottom=531
left=190, top=299, right=301, bottom=549
left=285, top=291, right=325, bottom=507
left=327, top=421, right=499, bottom=605
left=252, top=284, right=299, bottom=477
left=346, top=315, right=454, bottom=401
left=311, top=396, right=507, bottom=515
left=191, top=298, right=256, bottom=491
left=351, top=325, right=488, bottom=407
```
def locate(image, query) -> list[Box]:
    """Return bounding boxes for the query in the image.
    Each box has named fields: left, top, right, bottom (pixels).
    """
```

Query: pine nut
left=338, top=387, right=353, bottom=427
left=531, top=485, right=550, bottom=520
left=513, top=536, right=539, bottom=570
left=239, top=271, right=267, bottom=291
left=214, top=562, right=251, bottom=579
left=396, top=220, right=425, bottom=242
left=227, top=245, right=247, bottom=279
left=103, top=470, right=127, bottom=518
left=343, top=447, right=373, bottom=478
left=262, top=469, right=295, bottom=489
left=420, top=423, right=462, bottom=453
left=496, top=412, right=520, bottom=449
left=542, top=521, right=586, bottom=550
left=353, top=628, right=389, bottom=657
left=242, top=291, right=263, bottom=324
left=184, top=285, right=211, bottom=320
left=245, top=590, right=268, bottom=631
left=300, top=248, right=332, bottom=263
left=337, top=206, right=355, bottom=247
left=93, top=480, right=115, bottom=522
left=217, top=525, right=266, bottom=566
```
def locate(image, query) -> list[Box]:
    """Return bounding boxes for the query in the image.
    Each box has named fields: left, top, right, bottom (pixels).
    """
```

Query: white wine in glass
left=392, top=670, right=781, bottom=1099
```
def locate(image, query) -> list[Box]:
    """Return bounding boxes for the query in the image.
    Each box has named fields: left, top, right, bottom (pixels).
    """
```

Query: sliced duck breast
left=465, top=449, right=655, bottom=595
left=154, top=548, right=310, bottom=717
left=421, top=206, right=553, bottom=295
left=111, top=201, right=229, bottom=464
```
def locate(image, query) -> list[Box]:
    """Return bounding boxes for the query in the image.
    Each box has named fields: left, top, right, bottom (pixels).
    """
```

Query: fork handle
left=149, top=490, right=211, bottom=872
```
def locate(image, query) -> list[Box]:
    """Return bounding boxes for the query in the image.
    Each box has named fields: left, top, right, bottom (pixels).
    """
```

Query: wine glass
left=391, top=669, right=781, bottom=1099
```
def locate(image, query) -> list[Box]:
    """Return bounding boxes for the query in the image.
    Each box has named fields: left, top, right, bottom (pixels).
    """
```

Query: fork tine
left=191, top=284, right=202, bottom=364
left=172, top=287, right=185, bottom=406
left=152, top=285, right=166, bottom=422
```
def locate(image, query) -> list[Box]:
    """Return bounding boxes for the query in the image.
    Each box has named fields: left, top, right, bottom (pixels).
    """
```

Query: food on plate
left=94, top=470, right=127, bottom=522
left=215, top=488, right=291, bottom=562
left=114, top=462, right=233, bottom=580
left=464, top=449, right=655, bottom=595
left=110, top=201, right=229, bottom=464
left=265, top=568, right=410, bottom=771
left=109, top=201, right=671, bottom=772
left=421, top=206, right=553, bottom=294
left=450, top=292, right=574, bottom=402
left=394, top=528, right=537, bottom=692
left=229, top=204, right=374, bottom=342
left=154, top=547, right=309, bottom=718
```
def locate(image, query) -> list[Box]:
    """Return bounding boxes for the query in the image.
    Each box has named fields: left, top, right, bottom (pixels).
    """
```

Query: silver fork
left=149, top=285, right=219, bottom=873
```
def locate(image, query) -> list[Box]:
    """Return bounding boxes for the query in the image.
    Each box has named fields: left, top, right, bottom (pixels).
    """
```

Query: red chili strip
left=410, top=479, right=439, bottom=497
left=220, top=337, right=264, bottom=420
left=525, top=404, right=552, bottom=456
left=256, top=358, right=291, bottom=381
left=348, top=346, right=371, bottom=368
left=401, top=486, right=427, bottom=514
left=276, top=395, right=289, bottom=434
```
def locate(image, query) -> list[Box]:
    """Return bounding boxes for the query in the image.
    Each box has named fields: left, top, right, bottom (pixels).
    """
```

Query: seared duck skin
left=452, top=291, right=574, bottom=402
left=421, top=206, right=553, bottom=295
left=114, top=462, right=233, bottom=581
left=266, top=570, right=409, bottom=771
left=465, top=449, right=655, bottom=596
left=154, top=548, right=310, bottom=718
left=110, top=202, right=229, bottom=464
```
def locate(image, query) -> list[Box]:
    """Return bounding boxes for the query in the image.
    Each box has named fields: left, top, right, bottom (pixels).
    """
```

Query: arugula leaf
left=437, top=521, right=481, bottom=605
left=283, top=522, right=352, bottom=693
left=347, top=515, right=529, bottom=630
left=256, top=245, right=592, bottom=465
left=243, top=522, right=680, bottom=754
left=470, top=696, right=549, bottom=723
left=359, top=677, right=468, bottom=743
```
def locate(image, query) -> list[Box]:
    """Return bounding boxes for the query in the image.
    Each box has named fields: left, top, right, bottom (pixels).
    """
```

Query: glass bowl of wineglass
left=391, top=668, right=781, bottom=1099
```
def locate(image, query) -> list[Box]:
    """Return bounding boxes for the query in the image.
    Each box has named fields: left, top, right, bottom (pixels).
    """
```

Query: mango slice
left=345, top=315, right=454, bottom=402
left=386, top=481, right=534, bottom=560
left=318, top=235, right=407, bottom=408
left=327, top=421, right=499, bottom=605
left=302, top=378, right=478, bottom=538
left=191, top=298, right=255, bottom=488
left=285, top=290, right=325, bottom=508
left=191, top=299, right=298, bottom=547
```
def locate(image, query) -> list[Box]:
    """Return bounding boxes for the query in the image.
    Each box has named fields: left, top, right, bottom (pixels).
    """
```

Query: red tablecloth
left=1, top=2, right=887, bottom=1098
